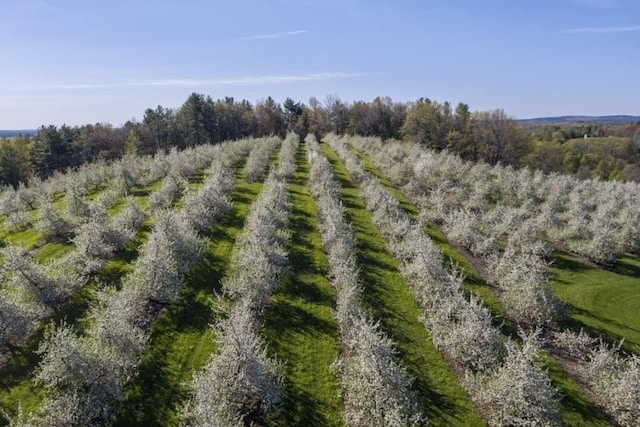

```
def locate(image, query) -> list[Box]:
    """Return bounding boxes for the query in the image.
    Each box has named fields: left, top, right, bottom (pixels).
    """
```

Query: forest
left=1, top=93, right=639, bottom=189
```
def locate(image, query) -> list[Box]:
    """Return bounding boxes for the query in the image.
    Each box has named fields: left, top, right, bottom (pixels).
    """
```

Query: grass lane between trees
left=323, top=143, right=485, bottom=427
left=552, top=252, right=640, bottom=353
left=262, top=144, right=344, bottom=427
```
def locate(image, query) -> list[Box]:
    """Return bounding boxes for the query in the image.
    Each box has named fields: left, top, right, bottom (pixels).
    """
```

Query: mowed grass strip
left=322, top=143, right=484, bottom=426
left=262, top=145, right=344, bottom=427
left=552, top=252, right=640, bottom=352
left=352, top=147, right=611, bottom=427
left=113, top=168, right=264, bottom=427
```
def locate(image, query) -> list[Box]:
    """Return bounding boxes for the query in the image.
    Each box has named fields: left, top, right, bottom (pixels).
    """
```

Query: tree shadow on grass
left=262, top=146, right=344, bottom=426
left=114, top=267, right=221, bottom=426
left=545, top=355, right=614, bottom=427
left=606, top=257, right=640, bottom=279
left=268, top=385, right=335, bottom=427
left=551, top=252, right=592, bottom=274
left=561, top=308, right=640, bottom=351
left=266, top=293, right=336, bottom=338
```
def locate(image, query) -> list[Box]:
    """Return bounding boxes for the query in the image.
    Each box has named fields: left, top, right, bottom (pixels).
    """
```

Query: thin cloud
left=1, top=72, right=379, bottom=92
left=562, top=25, right=640, bottom=33
left=237, top=30, right=309, bottom=40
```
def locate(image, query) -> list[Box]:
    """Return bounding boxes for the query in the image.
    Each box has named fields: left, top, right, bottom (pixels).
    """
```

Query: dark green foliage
left=525, top=136, right=639, bottom=180
left=0, top=137, right=31, bottom=188
left=178, top=93, right=210, bottom=147
left=7, top=92, right=640, bottom=190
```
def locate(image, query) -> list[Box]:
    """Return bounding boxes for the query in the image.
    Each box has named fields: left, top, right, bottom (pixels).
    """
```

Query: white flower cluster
left=276, top=133, right=300, bottom=180
left=147, top=174, right=187, bottom=212
left=361, top=136, right=640, bottom=266
left=328, top=135, right=561, bottom=426
left=307, top=135, right=425, bottom=427
left=13, top=212, right=204, bottom=425
left=0, top=184, right=33, bottom=232
left=0, top=198, right=148, bottom=360
left=34, top=197, right=73, bottom=241
left=554, top=330, right=640, bottom=426
left=185, top=299, right=284, bottom=427
left=245, top=136, right=281, bottom=182
left=466, top=331, right=562, bottom=427
left=0, top=141, right=258, bottom=373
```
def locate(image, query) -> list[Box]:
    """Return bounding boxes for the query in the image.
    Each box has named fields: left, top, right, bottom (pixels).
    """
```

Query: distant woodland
left=1, top=93, right=639, bottom=187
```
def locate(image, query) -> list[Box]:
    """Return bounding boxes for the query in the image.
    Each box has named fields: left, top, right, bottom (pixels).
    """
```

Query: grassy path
left=322, top=143, right=485, bottom=426
left=262, top=145, right=344, bottom=427
left=553, top=252, right=640, bottom=352
left=352, top=147, right=611, bottom=427
left=113, top=168, right=265, bottom=426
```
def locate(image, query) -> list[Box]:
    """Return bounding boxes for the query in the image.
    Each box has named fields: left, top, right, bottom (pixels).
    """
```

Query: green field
left=553, top=252, right=640, bottom=352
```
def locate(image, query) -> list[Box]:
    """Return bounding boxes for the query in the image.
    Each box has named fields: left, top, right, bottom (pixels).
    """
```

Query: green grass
left=552, top=252, right=640, bottom=352
left=113, top=168, right=266, bottom=426
left=113, top=147, right=283, bottom=425
left=85, top=184, right=108, bottom=201
left=541, top=352, right=611, bottom=427
left=262, top=145, right=344, bottom=427
left=4, top=227, right=41, bottom=250
left=323, top=143, right=485, bottom=426
left=353, top=146, right=611, bottom=426
left=1, top=176, right=167, bottom=261
left=0, top=223, right=153, bottom=424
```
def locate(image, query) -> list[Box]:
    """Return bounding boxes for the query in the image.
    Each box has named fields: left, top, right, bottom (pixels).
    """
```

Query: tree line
left=1, top=92, right=639, bottom=188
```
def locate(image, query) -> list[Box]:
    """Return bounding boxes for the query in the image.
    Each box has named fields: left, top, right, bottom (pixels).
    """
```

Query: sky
left=0, top=0, right=639, bottom=128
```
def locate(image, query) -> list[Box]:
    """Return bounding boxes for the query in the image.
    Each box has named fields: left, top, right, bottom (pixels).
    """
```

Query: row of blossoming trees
left=6, top=137, right=283, bottom=425
left=344, top=134, right=640, bottom=426
left=307, top=135, right=426, bottom=426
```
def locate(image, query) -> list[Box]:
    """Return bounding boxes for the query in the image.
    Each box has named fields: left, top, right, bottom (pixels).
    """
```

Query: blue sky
left=1, top=0, right=639, bottom=128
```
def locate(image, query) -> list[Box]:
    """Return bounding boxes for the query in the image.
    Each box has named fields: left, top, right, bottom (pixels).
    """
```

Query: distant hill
left=518, top=115, right=640, bottom=125
left=0, top=129, right=38, bottom=138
